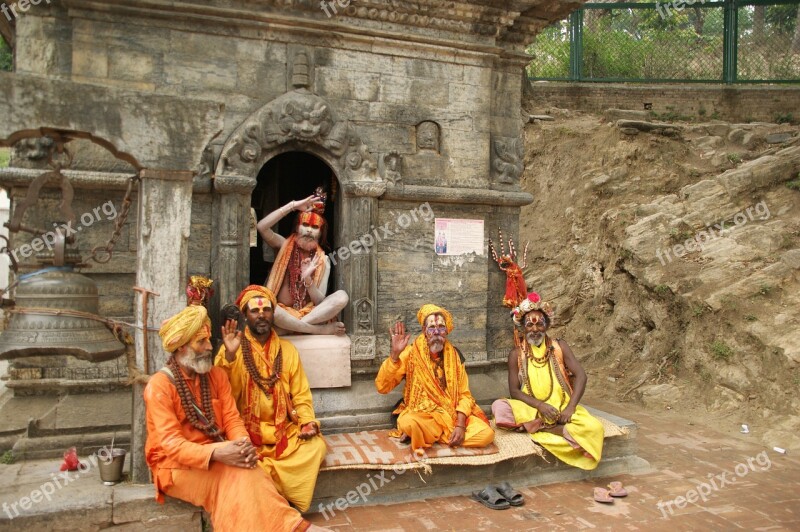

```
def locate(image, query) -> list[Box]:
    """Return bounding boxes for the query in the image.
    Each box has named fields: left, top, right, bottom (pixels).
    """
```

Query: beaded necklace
left=288, top=247, right=309, bottom=310
left=521, top=338, right=568, bottom=424
left=242, top=335, right=283, bottom=397
left=167, top=356, right=224, bottom=441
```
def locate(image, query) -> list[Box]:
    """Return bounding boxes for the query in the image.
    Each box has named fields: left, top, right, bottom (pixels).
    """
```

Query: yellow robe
left=215, top=330, right=326, bottom=512
left=501, top=341, right=603, bottom=470
left=375, top=336, right=494, bottom=453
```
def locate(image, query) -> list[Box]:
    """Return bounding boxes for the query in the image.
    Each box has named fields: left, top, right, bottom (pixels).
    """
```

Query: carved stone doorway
left=250, top=152, right=338, bottom=291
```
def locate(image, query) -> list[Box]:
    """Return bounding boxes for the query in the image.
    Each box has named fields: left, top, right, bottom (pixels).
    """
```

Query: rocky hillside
left=518, top=104, right=800, bottom=450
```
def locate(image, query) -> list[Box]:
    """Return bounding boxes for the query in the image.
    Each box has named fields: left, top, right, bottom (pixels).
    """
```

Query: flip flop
left=607, top=481, right=628, bottom=497
left=495, top=481, right=524, bottom=506
left=471, top=486, right=511, bottom=510
left=593, top=487, right=614, bottom=504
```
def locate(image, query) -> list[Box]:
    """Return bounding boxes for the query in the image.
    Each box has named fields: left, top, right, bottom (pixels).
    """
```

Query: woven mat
left=320, top=414, right=627, bottom=473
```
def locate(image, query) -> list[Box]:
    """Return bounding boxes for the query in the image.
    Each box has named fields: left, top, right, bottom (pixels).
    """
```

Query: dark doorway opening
left=250, top=152, right=337, bottom=288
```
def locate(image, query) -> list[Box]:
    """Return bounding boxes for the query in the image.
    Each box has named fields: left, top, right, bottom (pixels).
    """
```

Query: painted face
left=296, top=212, right=323, bottom=251
left=523, top=310, right=548, bottom=346
left=177, top=325, right=213, bottom=374
left=424, top=314, right=447, bottom=355
left=245, top=297, right=274, bottom=336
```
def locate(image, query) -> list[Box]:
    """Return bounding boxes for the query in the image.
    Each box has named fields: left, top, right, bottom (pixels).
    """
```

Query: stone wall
left=530, top=82, right=800, bottom=123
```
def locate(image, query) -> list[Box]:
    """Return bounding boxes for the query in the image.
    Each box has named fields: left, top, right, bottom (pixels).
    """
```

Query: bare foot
left=317, top=322, right=346, bottom=335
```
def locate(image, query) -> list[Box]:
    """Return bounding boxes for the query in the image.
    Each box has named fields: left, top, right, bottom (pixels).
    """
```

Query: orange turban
left=159, top=305, right=211, bottom=353
left=235, top=285, right=277, bottom=312
left=416, top=304, right=454, bottom=333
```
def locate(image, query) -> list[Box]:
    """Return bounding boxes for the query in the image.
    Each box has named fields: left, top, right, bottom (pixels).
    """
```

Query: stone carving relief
left=492, top=136, right=524, bottom=185
left=380, top=151, right=402, bottom=185
left=217, top=89, right=379, bottom=184
left=350, top=335, right=376, bottom=361
left=355, top=298, right=373, bottom=332
left=416, top=121, right=440, bottom=153
left=13, top=137, right=54, bottom=160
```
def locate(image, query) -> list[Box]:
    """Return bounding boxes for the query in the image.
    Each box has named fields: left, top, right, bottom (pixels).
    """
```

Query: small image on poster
left=434, top=218, right=484, bottom=256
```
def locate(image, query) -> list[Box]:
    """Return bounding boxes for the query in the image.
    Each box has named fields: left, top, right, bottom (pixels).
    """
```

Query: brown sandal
left=607, top=481, right=628, bottom=497
left=593, top=487, right=614, bottom=503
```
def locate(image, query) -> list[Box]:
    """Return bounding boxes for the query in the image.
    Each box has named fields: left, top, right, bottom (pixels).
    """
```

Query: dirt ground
left=516, top=105, right=800, bottom=451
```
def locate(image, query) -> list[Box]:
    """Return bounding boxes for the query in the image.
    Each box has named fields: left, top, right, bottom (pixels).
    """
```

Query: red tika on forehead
left=299, top=212, right=324, bottom=227
left=247, top=297, right=272, bottom=310
left=191, top=324, right=211, bottom=342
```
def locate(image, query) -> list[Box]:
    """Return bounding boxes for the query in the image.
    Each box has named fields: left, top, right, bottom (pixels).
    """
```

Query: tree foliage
left=0, top=39, right=11, bottom=72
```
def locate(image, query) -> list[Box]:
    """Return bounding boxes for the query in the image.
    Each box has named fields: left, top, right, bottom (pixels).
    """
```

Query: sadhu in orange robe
left=215, top=328, right=326, bottom=512
left=376, top=334, right=494, bottom=453
left=144, top=366, right=310, bottom=532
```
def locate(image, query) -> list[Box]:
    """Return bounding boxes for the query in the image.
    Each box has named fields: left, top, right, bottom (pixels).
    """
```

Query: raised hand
left=300, top=255, right=320, bottom=283
left=389, top=321, right=411, bottom=361
left=221, top=319, right=242, bottom=360
left=294, top=194, right=320, bottom=213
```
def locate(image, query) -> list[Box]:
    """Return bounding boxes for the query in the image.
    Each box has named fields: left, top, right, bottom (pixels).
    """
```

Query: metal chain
left=89, top=174, right=140, bottom=264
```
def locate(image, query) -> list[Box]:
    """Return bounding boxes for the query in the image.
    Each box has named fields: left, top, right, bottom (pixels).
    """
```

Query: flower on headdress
left=511, top=292, right=554, bottom=327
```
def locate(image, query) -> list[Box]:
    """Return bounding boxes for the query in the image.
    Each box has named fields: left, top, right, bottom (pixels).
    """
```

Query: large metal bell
left=0, top=269, right=126, bottom=362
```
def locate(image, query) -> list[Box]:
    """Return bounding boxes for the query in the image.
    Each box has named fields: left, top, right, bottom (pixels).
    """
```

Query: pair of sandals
left=471, top=481, right=524, bottom=510
left=593, top=481, right=628, bottom=503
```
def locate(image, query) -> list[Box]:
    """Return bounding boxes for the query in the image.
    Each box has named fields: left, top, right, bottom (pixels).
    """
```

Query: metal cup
left=98, top=448, right=127, bottom=485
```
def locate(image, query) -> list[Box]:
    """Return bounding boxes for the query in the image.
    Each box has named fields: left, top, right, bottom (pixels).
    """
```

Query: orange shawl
left=265, top=234, right=326, bottom=295
left=393, top=335, right=487, bottom=425
left=241, top=329, right=294, bottom=458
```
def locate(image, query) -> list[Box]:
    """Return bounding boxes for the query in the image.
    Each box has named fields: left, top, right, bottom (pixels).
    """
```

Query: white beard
left=180, top=347, right=214, bottom=374
left=527, top=332, right=545, bottom=347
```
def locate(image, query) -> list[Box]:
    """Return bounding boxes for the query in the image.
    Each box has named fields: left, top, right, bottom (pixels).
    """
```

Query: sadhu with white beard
left=256, top=189, right=348, bottom=336
left=143, top=305, right=325, bottom=532
left=376, top=304, right=495, bottom=457
left=492, top=292, right=604, bottom=470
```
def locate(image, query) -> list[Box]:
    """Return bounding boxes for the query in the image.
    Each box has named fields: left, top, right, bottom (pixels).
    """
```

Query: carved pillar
left=212, top=175, right=256, bottom=310
left=131, top=168, right=194, bottom=483
left=339, top=183, right=384, bottom=361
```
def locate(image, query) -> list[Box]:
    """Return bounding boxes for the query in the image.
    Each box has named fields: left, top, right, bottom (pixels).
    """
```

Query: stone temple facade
left=0, top=0, right=584, bottom=477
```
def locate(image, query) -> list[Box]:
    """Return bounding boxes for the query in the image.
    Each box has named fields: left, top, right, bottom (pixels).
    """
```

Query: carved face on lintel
left=416, top=121, right=440, bottom=153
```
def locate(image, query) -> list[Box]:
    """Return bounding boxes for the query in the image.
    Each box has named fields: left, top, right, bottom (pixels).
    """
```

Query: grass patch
left=0, top=148, right=9, bottom=168
left=786, top=177, right=800, bottom=191
left=654, top=284, right=671, bottom=296
left=727, top=153, right=742, bottom=164
left=0, top=450, right=14, bottom=465
left=744, top=314, right=757, bottom=322
left=775, top=113, right=794, bottom=125
left=710, top=340, right=734, bottom=361
left=757, top=282, right=774, bottom=296
left=692, top=305, right=705, bottom=317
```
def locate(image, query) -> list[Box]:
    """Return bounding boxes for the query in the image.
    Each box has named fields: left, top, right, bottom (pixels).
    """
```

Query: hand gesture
left=448, top=425, right=465, bottom=447
left=536, top=402, right=560, bottom=425
left=558, top=405, right=576, bottom=425
left=389, top=321, right=410, bottom=361
left=298, top=422, right=319, bottom=440
left=300, top=255, right=320, bottom=283
left=221, top=319, right=242, bottom=358
left=211, top=437, right=258, bottom=469
left=293, top=194, right=320, bottom=213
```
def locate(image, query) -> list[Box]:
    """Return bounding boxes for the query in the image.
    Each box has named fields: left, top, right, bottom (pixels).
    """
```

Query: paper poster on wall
left=434, top=218, right=484, bottom=256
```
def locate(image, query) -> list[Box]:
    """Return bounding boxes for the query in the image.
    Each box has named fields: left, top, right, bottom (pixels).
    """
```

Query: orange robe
left=375, top=336, right=494, bottom=453
left=215, top=330, right=326, bottom=512
left=143, top=366, right=309, bottom=532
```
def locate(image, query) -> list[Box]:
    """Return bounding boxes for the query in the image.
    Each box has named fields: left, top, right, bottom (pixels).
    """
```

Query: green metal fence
left=527, top=0, right=800, bottom=83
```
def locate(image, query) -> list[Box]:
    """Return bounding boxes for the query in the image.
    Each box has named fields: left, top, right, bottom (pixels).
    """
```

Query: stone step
left=312, top=408, right=649, bottom=514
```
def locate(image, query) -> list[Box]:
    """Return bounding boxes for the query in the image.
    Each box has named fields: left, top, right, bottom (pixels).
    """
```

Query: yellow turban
left=235, top=285, right=277, bottom=312
left=159, top=305, right=211, bottom=353
left=416, top=304, right=454, bottom=333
